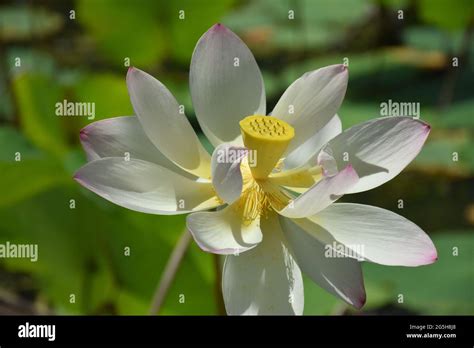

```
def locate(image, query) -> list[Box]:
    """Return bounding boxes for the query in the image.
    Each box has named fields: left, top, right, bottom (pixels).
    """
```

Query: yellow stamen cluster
left=240, top=180, right=270, bottom=225
left=237, top=159, right=268, bottom=225
left=237, top=159, right=291, bottom=225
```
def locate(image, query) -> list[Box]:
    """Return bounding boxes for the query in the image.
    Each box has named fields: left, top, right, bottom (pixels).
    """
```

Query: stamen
left=237, top=159, right=292, bottom=225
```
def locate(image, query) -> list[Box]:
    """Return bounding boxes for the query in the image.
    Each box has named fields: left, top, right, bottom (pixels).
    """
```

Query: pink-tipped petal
left=357, top=294, right=367, bottom=309
left=310, top=203, right=438, bottom=267
left=73, top=158, right=219, bottom=215
left=77, top=116, right=191, bottom=177
left=189, top=23, right=265, bottom=147
left=318, top=116, right=431, bottom=194
left=211, top=23, right=225, bottom=31
left=79, top=127, right=88, bottom=141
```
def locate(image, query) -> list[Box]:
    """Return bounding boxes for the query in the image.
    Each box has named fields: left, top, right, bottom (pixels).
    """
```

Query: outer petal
left=272, top=65, right=348, bottom=154
left=127, top=67, right=211, bottom=178
left=211, top=143, right=247, bottom=204
left=80, top=116, right=193, bottom=177
left=278, top=165, right=359, bottom=218
left=222, top=212, right=304, bottom=315
left=280, top=216, right=366, bottom=308
left=74, top=158, right=220, bottom=215
left=186, top=204, right=262, bottom=255
left=190, top=24, right=266, bottom=146
left=318, top=116, right=431, bottom=193
left=310, top=203, right=438, bottom=266
left=283, top=114, right=342, bottom=169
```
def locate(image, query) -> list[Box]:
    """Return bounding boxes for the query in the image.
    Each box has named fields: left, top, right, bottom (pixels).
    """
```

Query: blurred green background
left=0, top=0, right=473, bottom=315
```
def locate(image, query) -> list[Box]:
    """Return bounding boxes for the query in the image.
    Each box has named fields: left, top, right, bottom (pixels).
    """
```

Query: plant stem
left=149, top=229, right=192, bottom=315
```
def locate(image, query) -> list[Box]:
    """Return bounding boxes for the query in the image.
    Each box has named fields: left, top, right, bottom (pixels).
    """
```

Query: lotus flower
left=74, top=23, right=437, bottom=315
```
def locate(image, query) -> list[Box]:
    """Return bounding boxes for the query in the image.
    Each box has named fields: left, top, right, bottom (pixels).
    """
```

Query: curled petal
left=211, top=143, right=247, bottom=204
left=319, top=116, right=430, bottom=193
left=187, top=204, right=262, bottom=255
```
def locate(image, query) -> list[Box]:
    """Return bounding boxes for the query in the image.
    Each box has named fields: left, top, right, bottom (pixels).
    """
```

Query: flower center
left=239, top=115, right=294, bottom=179
left=232, top=115, right=295, bottom=224
left=238, top=159, right=289, bottom=225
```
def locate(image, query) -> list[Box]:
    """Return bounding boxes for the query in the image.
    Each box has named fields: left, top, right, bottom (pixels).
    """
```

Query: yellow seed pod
left=239, top=115, right=294, bottom=179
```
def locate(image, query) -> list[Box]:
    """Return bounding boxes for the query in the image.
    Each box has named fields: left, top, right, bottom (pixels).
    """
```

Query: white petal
left=211, top=143, right=247, bottom=204
left=74, top=158, right=219, bottom=215
left=222, top=212, right=304, bottom=315
left=318, top=116, right=430, bottom=193
left=278, top=165, right=359, bottom=218
left=284, top=114, right=342, bottom=169
left=280, top=216, right=366, bottom=308
left=190, top=24, right=266, bottom=146
left=80, top=116, right=193, bottom=177
left=310, top=203, right=438, bottom=266
left=272, top=65, right=348, bottom=154
left=127, top=67, right=211, bottom=178
left=187, top=204, right=262, bottom=255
